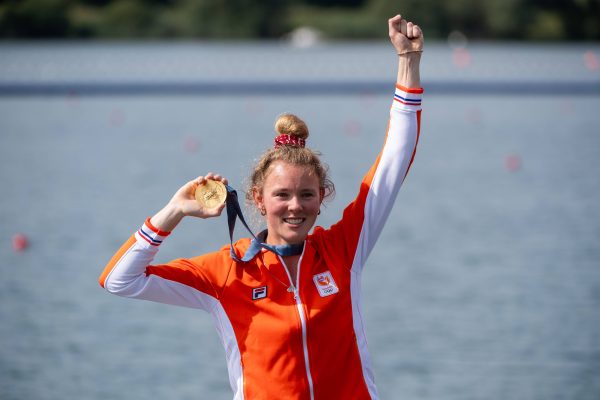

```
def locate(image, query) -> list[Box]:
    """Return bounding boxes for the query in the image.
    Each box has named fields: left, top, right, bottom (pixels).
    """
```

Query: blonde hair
left=246, top=113, right=335, bottom=204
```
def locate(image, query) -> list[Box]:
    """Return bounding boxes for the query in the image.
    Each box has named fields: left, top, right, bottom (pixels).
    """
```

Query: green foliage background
left=0, top=0, right=599, bottom=40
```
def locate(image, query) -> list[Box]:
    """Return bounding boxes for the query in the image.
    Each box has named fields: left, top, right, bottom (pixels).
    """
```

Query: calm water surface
left=1, top=43, right=599, bottom=400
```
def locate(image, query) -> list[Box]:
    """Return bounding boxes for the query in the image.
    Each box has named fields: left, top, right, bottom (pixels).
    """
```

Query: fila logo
left=252, top=286, right=268, bottom=300
left=313, top=271, right=339, bottom=297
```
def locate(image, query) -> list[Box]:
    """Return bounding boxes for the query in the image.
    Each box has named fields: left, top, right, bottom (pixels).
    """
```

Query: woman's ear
left=319, top=187, right=325, bottom=203
left=252, top=187, right=263, bottom=209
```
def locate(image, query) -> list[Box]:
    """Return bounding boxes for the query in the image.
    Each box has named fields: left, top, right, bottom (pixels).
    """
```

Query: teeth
left=284, top=218, right=304, bottom=224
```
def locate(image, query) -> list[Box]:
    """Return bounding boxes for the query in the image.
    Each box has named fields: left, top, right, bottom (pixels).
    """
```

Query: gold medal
left=195, top=180, right=227, bottom=209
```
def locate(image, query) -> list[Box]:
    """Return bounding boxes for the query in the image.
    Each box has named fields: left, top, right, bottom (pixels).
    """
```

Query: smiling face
left=253, top=161, right=322, bottom=246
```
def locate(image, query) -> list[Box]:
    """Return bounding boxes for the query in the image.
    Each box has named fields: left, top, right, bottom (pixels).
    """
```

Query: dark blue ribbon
left=225, top=185, right=304, bottom=262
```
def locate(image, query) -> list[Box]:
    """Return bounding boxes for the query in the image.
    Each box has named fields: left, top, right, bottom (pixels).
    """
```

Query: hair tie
left=274, top=134, right=305, bottom=148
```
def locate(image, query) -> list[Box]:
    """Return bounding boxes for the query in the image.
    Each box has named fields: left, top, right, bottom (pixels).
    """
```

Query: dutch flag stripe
left=393, top=86, right=423, bottom=111
left=394, top=93, right=421, bottom=105
left=135, top=222, right=168, bottom=247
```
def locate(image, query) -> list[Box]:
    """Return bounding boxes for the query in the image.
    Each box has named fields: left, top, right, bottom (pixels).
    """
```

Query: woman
left=99, top=14, right=423, bottom=400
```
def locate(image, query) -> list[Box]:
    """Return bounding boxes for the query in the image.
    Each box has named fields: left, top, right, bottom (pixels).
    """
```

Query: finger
left=406, top=22, right=414, bottom=39
left=399, top=18, right=408, bottom=36
left=186, top=177, right=202, bottom=195
left=413, top=24, right=422, bottom=38
left=208, top=174, right=228, bottom=186
left=184, top=178, right=201, bottom=198
left=388, top=14, right=401, bottom=36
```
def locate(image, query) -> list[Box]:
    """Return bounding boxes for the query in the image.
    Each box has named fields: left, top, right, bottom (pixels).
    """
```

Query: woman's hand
left=169, top=173, right=228, bottom=219
left=388, top=14, right=423, bottom=55
left=390, top=14, right=423, bottom=88
left=150, top=173, right=228, bottom=232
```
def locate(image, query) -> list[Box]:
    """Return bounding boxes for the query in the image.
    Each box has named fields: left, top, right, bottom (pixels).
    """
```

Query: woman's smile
left=283, top=217, right=305, bottom=225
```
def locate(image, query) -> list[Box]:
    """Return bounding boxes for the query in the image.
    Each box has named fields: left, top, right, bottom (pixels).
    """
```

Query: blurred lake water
left=1, top=41, right=599, bottom=400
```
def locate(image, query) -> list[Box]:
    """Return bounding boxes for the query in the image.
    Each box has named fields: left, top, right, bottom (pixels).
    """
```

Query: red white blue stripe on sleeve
left=393, top=85, right=423, bottom=111
left=134, top=218, right=171, bottom=247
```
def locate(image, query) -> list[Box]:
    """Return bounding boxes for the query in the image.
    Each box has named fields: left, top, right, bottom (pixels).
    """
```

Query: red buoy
left=505, top=154, right=522, bottom=172
left=343, top=119, right=361, bottom=137
left=452, top=48, right=471, bottom=69
left=583, top=51, right=599, bottom=71
left=12, top=233, right=29, bottom=252
left=184, top=136, right=200, bottom=153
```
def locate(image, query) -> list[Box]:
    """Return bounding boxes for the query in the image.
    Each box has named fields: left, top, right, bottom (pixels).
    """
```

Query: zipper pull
left=287, top=286, right=299, bottom=299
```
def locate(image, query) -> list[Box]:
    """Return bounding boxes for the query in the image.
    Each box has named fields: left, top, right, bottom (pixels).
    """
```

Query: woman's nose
left=288, top=196, right=302, bottom=211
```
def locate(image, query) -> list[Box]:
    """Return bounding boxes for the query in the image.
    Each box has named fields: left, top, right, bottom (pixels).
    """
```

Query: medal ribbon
left=225, top=185, right=304, bottom=262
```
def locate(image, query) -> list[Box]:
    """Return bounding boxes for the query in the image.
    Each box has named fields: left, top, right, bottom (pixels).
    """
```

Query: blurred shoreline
left=1, top=41, right=599, bottom=96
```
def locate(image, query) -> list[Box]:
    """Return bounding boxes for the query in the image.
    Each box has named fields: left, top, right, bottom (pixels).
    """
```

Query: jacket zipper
left=279, top=253, right=315, bottom=400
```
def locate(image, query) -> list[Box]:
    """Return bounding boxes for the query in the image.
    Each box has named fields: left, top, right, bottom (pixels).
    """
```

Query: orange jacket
left=100, top=84, right=422, bottom=400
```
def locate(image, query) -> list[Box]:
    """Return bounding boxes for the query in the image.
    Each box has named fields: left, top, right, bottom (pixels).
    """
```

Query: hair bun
left=274, top=113, right=309, bottom=140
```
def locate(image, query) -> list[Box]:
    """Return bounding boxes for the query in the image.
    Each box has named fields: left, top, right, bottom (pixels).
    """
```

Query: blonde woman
left=99, top=14, right=424, bottom=400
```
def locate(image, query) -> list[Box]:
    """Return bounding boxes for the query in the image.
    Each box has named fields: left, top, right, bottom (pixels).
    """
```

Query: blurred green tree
left=153, top=0, right=291, bottom=38
left=95, top=0, right=158, bottom=38
left=0, top=0, right=71, bottom=37
left=0, top=0, right=598, bottom=40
